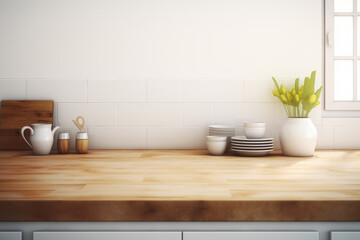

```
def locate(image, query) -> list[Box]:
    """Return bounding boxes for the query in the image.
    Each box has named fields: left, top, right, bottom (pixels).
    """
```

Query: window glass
left=334, top=16, right=353, bottom=56
left=334, top=60, right=354, bottom=101
left=334, top=0, right=353, bottom=12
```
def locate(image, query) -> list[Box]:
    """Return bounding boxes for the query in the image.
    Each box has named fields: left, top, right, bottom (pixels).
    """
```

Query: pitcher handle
left=21, top=126, right=34, bottom=149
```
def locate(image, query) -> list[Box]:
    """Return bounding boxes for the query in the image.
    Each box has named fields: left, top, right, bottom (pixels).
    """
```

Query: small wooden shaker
left=76, top=132, right=88, bottom=154
left=57, top=132, right=70, bottom=154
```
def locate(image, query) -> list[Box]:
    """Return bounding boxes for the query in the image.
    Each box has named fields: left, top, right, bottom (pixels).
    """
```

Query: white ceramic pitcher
left=21, top=124, right=60, bottom=155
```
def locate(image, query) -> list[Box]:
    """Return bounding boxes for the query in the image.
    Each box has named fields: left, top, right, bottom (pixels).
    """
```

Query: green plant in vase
left=272, top=71, right=322, bottom=118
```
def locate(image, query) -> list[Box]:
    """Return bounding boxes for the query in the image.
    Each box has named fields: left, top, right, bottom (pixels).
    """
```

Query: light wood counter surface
left=0, top=150, right=360, bottom=221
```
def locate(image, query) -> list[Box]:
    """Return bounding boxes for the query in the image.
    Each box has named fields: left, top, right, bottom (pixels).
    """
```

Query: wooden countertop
left=0, top=150, right=360, bottom=221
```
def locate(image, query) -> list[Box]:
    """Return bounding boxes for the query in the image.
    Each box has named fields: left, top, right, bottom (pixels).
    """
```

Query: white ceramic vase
left=279, top=118, right=317, bottom=157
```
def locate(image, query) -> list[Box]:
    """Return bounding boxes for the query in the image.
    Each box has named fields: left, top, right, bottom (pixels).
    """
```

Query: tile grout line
left=146, top=78, right=148, bottom=103
left=146, top=127, right=149, bottom=150
left=180, top=102, right=183, bottom=127
left=332, top=127, right=335, bottom=150
left=57, top=103, right=59, bottom=127
left=86, top=79, right=89, bottom=102
left=25, top=79, right=28, bottom=100
left=212, top=103, right=215, bottom=125
left=242, top=79, right=245, bottom=102
left=51, top=101, right=274, bottom=104
left=116, top=103, right=118, bottom=127
left=181, top=79, right=184, bottom=127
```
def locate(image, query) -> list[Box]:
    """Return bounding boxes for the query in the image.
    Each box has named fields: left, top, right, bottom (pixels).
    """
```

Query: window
left=325, top=0, right=360, bottom=110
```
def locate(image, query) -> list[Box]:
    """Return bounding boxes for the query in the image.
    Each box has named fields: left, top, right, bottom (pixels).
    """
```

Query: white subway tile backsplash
left=88, top=127, right=146, bottom=149
left=309, top=106, right=322, bottom=125
left=235, top=127, right=244, bottom=136
left=148, top=127, right=207, bottom=149
left=316, top=125, right=334, bottom=149
left=117, top=103, right=181, bottom=126
left=27, top=79, right=87, bottom=102
left=334, top=127, right=360, bottom=149
left=214, top=103, right=276, bottom=127
left=244, top=79, right=275, bottom=103
left=272, top=126, right=281, bottom=150
left=1, top=76, right=358, bottom=150
left=274, top=103, right=287, bottom=126
left=0, top=79, right=26, bottom=101
left=182, top=103, right=213, bottom=126
left=57, top=103, right=117, bottom=127
left=147, top=79, right=182, bottom=102
left=88, top=79, right=146, bottom=102
left=53, top=103, right=59, bottom=126
left=183, top=79, right=243, bottom=102
left=322, top=117, right=360, bottom=127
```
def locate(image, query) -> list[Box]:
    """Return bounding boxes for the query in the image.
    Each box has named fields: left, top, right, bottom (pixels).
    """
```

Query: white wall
left=0, top=0, right=344, bottom=150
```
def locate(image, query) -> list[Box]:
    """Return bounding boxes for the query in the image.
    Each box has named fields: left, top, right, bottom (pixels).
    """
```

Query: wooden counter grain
left=0, top=150, right=360, bottom=221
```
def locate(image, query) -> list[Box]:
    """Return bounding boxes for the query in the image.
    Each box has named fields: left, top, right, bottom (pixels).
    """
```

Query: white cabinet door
left=331, top=231, right=360, bottom=240
left=33, top=231, right=181, bottom=240
left=183, top=231, right=319, bottom=240
left=0, top=232, right=22, bottom=240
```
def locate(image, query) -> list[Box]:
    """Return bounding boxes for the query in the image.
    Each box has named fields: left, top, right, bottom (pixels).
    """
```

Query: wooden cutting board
left=0, top=100, right=54, bottom=150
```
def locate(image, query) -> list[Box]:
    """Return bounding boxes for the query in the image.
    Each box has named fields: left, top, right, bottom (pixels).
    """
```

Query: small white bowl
left=244, top=126, right=266, bottom=139
left=207, top=141, right=227, bottom=156
left=209, top=133, right=235, bottom=137
left=206, top=136, right=227, bottom=142
left=244, top=122, right=266, bottom=128
left=209, top=130, right=236, bottom=134
left=209, top=125, right=235, bottom=130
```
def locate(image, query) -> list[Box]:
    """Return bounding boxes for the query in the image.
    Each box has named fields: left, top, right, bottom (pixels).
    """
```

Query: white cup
left=244, top=122, right=266, bottom=139
left=206, top=141, right=227, bottom=156
left=206, top=136, right=227, bottom=142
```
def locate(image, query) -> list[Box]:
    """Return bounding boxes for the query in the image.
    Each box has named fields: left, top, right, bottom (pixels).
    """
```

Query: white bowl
left=209, top=132, right=235, bottom=137
left=244, top=126, right=266, bottom=139
left=209, top=125, right=235, bottom=130
left=206, top=136, right=227, bottom=142
left=209, top=130, right=236, bottom=133
left=244, top=122, right=266, bottom=127
left=207, top=141, right=227, bottom=156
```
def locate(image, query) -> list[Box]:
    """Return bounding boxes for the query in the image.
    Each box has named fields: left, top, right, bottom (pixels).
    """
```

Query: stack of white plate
left=209, top=125, right=235, bottom=136
left=231, top=136, right=274, bottom=157
left=209, top=125, right=236, bottom=150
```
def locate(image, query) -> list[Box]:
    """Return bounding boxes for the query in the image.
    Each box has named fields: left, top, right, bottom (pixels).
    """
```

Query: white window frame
left=325, top=0, right=360, bottom=110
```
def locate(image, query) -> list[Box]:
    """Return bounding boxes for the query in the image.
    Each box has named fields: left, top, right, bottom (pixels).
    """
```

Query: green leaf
left=295, top=78, right=299, bottom=93
left=315, top=86, right=323, bottom=101
left=310, top=71, right=316, bottom=93
left=301, top=76, right=314, bottom=113
left=272, top=77, right=280, bottom=92
left=302, top=77, right=311, bottom=99
left=310, top=86, right=323, bottom=109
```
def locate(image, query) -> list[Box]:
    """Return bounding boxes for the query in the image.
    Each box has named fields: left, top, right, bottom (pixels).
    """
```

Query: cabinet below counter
left=1, top=224, right=360, bottom=240
left=0, top=232, right=21, bottom=240
left=32, top=231, right=319, bottom=240
left=0, top=150, right=360, bottom=221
